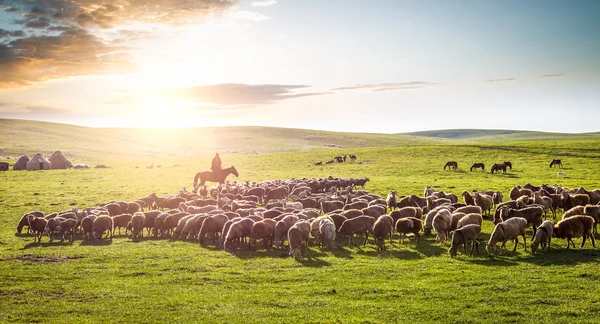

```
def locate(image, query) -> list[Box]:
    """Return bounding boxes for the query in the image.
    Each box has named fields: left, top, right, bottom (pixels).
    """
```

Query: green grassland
left=1, top=121, right=600, bottom=323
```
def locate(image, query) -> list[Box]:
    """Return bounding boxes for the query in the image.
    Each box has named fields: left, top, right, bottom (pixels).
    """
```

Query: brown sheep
left=409, top=194, right=427, bottom=208
left=43, top=217, right=66, bottom=242
left=320, top=200, right=344, bottom=214
left=531, top=220, right=554, bottom=253
left=288, top=220, right=310, bottom=259
left=561, top=192, right=590, bottom=211
left=339, top=209, right=363, bottom=219
left=472, top=192, right=493, bottom=216
left=224, top=218, right=255, bottom=251
left=92, top=215, right=114, bottom=240
left=103, top=203, right=122, bottom=216
left=424, top=206, right=454, bottom=235
left=344, top=200, right=369, bottom=211
left=456, top=213, right=483, bottom=229
left=373, top=215, right=393, bottom=251
left=433, top=209, right=453, bottom=243
left=152, top=213, right=170, bottom=237
left=319, top=219, right=337, bottom=251
left=561, top=206, right=586, bottom=220
left=159, top=212, right=189, bottom=237
left=310, top=216, right=333, bottom=247
left=249, top=219, right=277, bottom=249
left=173, top=215, right=196, bottom=238
left=533, top=192, right=555, bottom=219
left=56, top=218, right=77, bottom=243
left=142, top=210, right=161, bottom=236
left=461, top=191, right=475, bottom=206
left=493, top=200, right=525, bottom=223
left=454, top=205, right=482, bottom=215
left=218, top=217, right=242, bottom=248
left=516, top=195, right=530, bottom=206
left=499, top=206, right=544, bottom=239
left=584, top=205, right=600, bottom=234
left=129, top=212, right=146, bottom=239
left=28, top=215, right=47, bottom=242
left=17, top=211, right=44, bottom=234
left=197, top=214, right=228, bottom=245
left=427, top=196, right=452, bottom=211
left=554, top=215, right=596, bottom=249
left=450, top=212, right=466, bottom=232
left=389, top=207, right=423, bottom=226
left=181, top=215, right=209, bottom=240
left=81, top=215, right=97, bottom=240
left=337, top=216, right=376, bottom=247
left=486, top=217, right=528, bottom=256
left=264, top=186, right=288, bottom=205
left=361, top=205, right=386, bottom=218
left=396, top=196, right=412, bottom=209
left=112, top=214, right=133, bottom=236
left=395, top=217, right=422, bottom=244
left=448, top=224, right=481, bottom=257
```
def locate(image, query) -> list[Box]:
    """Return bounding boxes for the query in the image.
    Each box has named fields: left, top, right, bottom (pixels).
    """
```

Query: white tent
left=26, top=153, right=51, bottom=171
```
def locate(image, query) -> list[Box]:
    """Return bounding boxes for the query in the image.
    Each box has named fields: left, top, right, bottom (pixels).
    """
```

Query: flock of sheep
left=16, top=176, right=600, bottom=259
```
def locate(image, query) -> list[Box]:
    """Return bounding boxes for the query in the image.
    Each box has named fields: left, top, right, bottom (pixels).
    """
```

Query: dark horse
left=503, top=161, right=512, bottom=170
left=444, top=161, right=458, bottom=170
left=490, top=163, right=507, bottom=174
left=470, top=163, right=485, bottom=172
left=193, top=166, right=239, bottom=191
left=550, top=159, right=563, bottom=168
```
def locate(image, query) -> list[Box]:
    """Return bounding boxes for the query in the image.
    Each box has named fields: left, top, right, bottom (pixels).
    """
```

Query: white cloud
left=252, top=0, right=277, bottom=7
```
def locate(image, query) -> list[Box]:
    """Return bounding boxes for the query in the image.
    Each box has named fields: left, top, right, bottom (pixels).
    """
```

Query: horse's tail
left=549, top=161, right=553, bottom=168
left=470, top=165, right=474, bottom=172
left=193, top=172, right=201, bottom=190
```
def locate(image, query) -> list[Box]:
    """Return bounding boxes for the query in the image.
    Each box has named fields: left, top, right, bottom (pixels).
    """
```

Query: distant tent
left=49, top=151, right=72, bottom=169
left=26, top=153, right=51, bottom=171
left=13, top=155, right=30, bottom=170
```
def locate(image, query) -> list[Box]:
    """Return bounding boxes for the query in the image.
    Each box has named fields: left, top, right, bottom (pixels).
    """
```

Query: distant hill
left=405, top=129, right=600, bottom=141
left=0, top=119, right=446, bottom=160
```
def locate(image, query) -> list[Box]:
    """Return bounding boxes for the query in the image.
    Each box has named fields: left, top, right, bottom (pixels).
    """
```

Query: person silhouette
left=211, top=153, right=222, bottom=172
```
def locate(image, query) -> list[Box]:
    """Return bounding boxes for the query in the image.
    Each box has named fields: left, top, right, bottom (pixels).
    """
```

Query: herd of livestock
left=16, top=176, right=600, bottom=258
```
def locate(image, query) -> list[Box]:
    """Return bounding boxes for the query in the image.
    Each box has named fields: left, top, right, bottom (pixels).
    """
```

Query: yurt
left=13, top=155, right=30, bottom=170
left=49, top=151, right=72, bottom=169
left=26, top=153, right=51, bottom=171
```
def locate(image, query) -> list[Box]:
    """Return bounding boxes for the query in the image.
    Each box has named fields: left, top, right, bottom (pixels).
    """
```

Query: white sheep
left=486, top=217, right=528, bottom=256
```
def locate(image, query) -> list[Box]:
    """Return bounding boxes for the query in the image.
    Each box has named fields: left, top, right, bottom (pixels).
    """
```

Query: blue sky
left=0, top=0, right=599, bottom=133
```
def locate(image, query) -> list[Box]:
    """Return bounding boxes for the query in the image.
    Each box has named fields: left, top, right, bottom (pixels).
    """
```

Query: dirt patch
left=10, top=255, right=84, bottom=263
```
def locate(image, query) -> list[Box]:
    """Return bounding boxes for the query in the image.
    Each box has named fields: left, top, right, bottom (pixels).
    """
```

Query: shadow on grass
left=22, top=241, right=73, bottom=249
left=79, top=239, right=113, bottom=246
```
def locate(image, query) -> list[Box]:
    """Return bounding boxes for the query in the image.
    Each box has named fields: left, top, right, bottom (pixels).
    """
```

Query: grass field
left=1, top=121, right=600, bottom=323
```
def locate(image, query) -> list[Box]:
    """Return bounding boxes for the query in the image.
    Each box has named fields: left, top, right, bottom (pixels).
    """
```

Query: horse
left=349, top=154, right=357, bottom=162
left=470, top=163, right=485, bottom=172
left=550, top=159, right=563, bottom=168
left=490, top=163, right=507, bottom=174
left=503, top=161, right=512, bottom=170
left=444, top=161, right=458, bottom=171
left=192, top=166, right=239, bottom=191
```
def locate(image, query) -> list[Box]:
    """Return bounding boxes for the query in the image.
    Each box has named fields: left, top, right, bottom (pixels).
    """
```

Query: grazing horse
left=349, top=154, right=357, bottom=162
left=444, top=161, right=458, bottom=170
left=503, top=161, right=512, bottom=170
left=490, top=163, right=507, bottom=174
left=550, top=159, right=563, bottom=168
left=193, top=166, right=239, bottom=191
left=470, top=163, right=485, bottom=172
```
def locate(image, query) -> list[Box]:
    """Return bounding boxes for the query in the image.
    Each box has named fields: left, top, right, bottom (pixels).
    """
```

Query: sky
left=0, top=0, right=599, bottom=133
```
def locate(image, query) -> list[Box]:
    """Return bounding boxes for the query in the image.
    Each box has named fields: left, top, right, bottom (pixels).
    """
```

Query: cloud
left=0, top=29, right=26, bottom=38
left=0, top=105, right=78, bottom=118
left=252, top=0, right=277, bottom=7
left=486, top=78, right=516, bottom=82
left=229, top=10, right=270, bottom=22
left=332, top=82, right=443, bottom=92
left=540, top=74, right=565, bottom=78
left=168, top=84, right=326, bottom=106
left=0, top=26, right=134, bottom=87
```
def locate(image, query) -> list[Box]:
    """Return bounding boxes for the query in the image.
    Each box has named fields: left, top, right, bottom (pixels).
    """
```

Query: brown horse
left=193, top=166, right=239, bottom=191
left=470, top=163, right=485, bottom=172
left=550, top=159, right=563, bottom=168
left=444, top=161, right=458, bottom=170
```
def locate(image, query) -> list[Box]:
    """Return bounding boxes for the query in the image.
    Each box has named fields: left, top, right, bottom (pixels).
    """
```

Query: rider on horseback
left=211, top=153, right=222, bottom=172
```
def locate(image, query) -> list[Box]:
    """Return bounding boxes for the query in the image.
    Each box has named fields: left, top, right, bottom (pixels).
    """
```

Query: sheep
left=249, top=219, right=277, bottom=249
left=516, top=195, right=530, bottom=206
left=56, top=218, right=77, bottom=243
left=409, top=194, right=427, bottom=208
left=492, top=191, right=503, bottom=205
left=389, top=207, right=423, bottom=227
left=493, top=200, right=525, bottom=223
left=298, top=209, right=320, bottom=220
left=561, top=206, right=585, bottom=220
left=499, top=206, right=544, bottom=239
left=264, top=186, right=288, bottom=205
left=310, top=216, right=332, bottom=247
left=180, top=215, right=208, bottom=240
left=461, top=191, right=475, bottom=205
left=531, top=220, right=554, bottom=253
left=172, top=214, right=196, bottom=238
left=152, top=213, right=169, bottom=237
left=288, top=220, right=310, bottom=259
left=28, top=215, right=47, bottom=242
left=373, top=215, right=393, bottom=251
left=321, top=200, right=344, bottom=214
left=361, top=205, right=386, bottom=218
left=395, top=217, right=422, bottom=244
left=584, top=205, right=600, bottom=234
left=218, top=217, right=241, bottom=248
left=427, top=196, right=452, bottom=210
left=454, top=205, right=482, bottom=216
left=112, top=214, right=133, bottom=236
left=486, top=217, right=528, bottom=256
left=328, top=214, right=347, bottom=232
left=17, top=211, right=44, bottom=234
left=456, top=213, right=483, bottom=229
left=159, top=212, right=189, bottom=237
left=337, top=216, right=376, bottom=247
left=448, top=224, right=481, bottom=257
left=339, top=209, right=363, bottom=219
left=224, top=218, right=255, bottom=252
left=128, top=212, right=146, bottom=239
left=92, top=215, right=114, bottom=240
left=561, top=192, right=590, bottom=210
left=43, top=217, right=65, bottom=242
left=81, top=215, right=97, bottom=240
left=472, top=192, right=493, bottom=216
left=432, top=209, right=453, bottom=243
left=424, top=186, right=435, bottom=197
left=386, top=191, right=398, bottom=211
left=424, top=205, right=453, bottom=235
left=554, top=215, right=596, bottom=249
left=197, top=214, right=228, bottom=245
left=533, top=192, right=555, bottom=219
left=319, top=219, right=337, bottom=251
left=344, top=200, right=369, bottom=211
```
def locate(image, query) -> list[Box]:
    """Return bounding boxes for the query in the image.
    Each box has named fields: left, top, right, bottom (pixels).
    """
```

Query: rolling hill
left=406, top=129, right=600, bottom=141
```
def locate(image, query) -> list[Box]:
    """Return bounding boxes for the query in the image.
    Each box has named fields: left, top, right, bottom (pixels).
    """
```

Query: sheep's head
left=486, top=243, right=496, bottom=256
left=449, top=246, right=457, bottom=258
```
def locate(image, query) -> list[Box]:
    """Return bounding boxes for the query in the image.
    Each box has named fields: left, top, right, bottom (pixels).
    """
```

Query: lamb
left=56, top=218, right=77, bottom=243
left=486, top=217, right=528, bottom=256
left=321, top=200, right=344, bottom=214
left=319, top=219, right=337, bottom=251
left=386, top=191, right=398, bottom=211
left=561, top=206, right=585, bottom=219
left=92, top=215, right=114, bottom=240
left=584, top=205, right=600, bottom=234
left=81, top=215, right=97, bottom=240
left=531, top=220, right=554, bottom=253
left=432, top=209, right=453, bottom=243
left=28, top=215, right=48, bottom=242
left=373, top=215, right=393, bottom=251
left=456, top=213, right=483, bottom=229
left=112, top=214, right=133, bottom=236
left=394, top=217, right=422, bottom=244
left=197, top=214, right=228, bottom=245
left=249, top=219, right=277, bottom=249
left=288, top=220, right=310, bottom=259
left=224, top=218, right=255, bottom=252
left=553, top=215, right=596, bottom=249
left=472, top=192, right=493, bottom=216
left=448, top=224, right=481, bottom=257
left=499, top=206, right=544, bottom=238
left=128, top=212, right=146, bottom=239
left=337, top=216, right=376, bottom=247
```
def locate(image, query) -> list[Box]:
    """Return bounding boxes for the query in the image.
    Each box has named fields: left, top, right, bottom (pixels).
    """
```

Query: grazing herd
left=15, top=175, right=600, bottom=259
left=315, top=154, right=357, bottom=166
left=447, top=160, right=564, bottom=174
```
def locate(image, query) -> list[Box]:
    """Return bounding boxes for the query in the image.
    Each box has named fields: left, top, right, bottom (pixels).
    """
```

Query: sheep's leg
left=566, top=238, right=572, bottom=249
left=463, top=242, right=468, bottom=255
left=522, top=234, right=526, bottom=251
left=590, top=233, right=596, bottom=248
left=363, top=232, right=369, bottom=246
left=512, top=238, right=518, bottom=252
